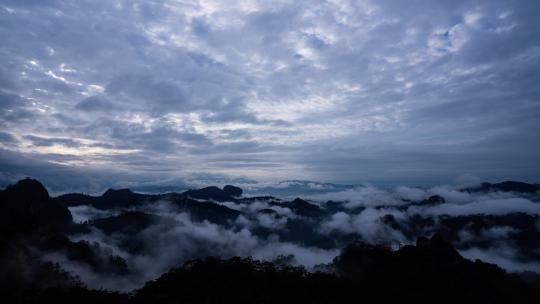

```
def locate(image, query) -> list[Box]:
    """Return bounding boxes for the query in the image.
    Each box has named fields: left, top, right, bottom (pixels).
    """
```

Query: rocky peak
left=223, top=185, right=243, bottom=197
left=3, top=177, right=50, bottom=202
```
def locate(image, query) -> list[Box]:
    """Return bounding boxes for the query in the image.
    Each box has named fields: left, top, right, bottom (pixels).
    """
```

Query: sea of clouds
left=61, top=182, right=540, bottom=291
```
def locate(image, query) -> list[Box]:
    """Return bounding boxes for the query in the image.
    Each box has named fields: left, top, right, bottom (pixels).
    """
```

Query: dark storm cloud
left=0, top=0, right=539, bottom=188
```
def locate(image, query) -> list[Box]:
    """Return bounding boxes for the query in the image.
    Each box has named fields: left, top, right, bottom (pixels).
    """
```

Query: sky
left=1, top=0, right=539, bottom=192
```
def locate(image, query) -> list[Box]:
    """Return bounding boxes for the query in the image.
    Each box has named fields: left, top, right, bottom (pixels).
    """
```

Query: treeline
left=3, top=234, right=540, bottom=303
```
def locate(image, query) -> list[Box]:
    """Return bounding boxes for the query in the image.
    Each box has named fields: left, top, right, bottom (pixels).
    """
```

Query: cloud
left=68, top=205, right=119, bottom=223
left=0, top=0, right=538, bottom=184
left=75, top=95, right=116, bottom=112
left=252, top=242, right=339, bottom=268
left=320, top=207, right=408, bottom=245
left=350, top=208, right=408, bottom=244
left=24, top=135, right=82, bottom=148
left=320, top=211, right=355, bottom=234
left=395, top=186, right=428, bottom=202
left=61, top=199, right=338, bottom=291
left=409, top=197, right=540, bottom=216
left=256, top=212, right=289, bottom=230
left=307, top=185, right=404, bottom=208
left=427, top=186, right=472, bottom=204
left=0, top=132, right=17, bottom=144
left=460, top=247, right=540, bottom=273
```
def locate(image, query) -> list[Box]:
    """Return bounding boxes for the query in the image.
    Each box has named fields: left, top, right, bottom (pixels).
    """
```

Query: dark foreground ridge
left=1, top=178, right=540, bottom=303
left=131, top=234, right=540, bottom=304
left=3, top=235, right=540, bottom=303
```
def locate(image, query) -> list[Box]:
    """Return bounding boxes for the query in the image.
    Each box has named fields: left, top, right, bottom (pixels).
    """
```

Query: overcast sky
left=1, top=0, right=539, bottom=191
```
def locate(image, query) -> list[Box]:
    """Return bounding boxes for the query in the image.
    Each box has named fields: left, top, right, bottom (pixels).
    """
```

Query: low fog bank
left=60, top=181, right=540, bottom=290
left=65, top=200, right=341, bottom=291
left=2, top=178, right=539, bottom=292
left=305, top=183, right=540, bottom=275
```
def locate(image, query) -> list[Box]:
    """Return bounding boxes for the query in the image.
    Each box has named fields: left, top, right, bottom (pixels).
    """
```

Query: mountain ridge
left=1, top=177, right=540, bottom=302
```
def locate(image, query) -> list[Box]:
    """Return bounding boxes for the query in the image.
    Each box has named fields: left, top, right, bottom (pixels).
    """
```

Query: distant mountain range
left=1, top=178, right=539, bottom=302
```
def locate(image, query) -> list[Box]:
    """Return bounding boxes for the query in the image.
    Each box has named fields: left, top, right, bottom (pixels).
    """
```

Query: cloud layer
left=48, top=182, right=540, bottom=291
left=1, top=0, right=540, bottom=187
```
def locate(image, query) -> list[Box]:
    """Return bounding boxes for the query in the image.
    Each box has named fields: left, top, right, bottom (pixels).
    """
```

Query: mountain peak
left=4, top=177, right=50, bottom=202
left=223, top=185, right=242, bottom=197
left=102, top=188, right=135, bottom=198
left=183, top=186, right=237, bottom=202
